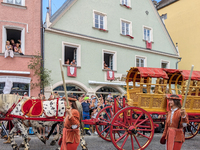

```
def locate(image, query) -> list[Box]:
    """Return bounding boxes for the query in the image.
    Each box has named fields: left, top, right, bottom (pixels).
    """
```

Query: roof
left=50, top=0, right=76, bottom=23
left=127, top=67, right=200, bottom=83
left=156, top=0, right=179, bottom=10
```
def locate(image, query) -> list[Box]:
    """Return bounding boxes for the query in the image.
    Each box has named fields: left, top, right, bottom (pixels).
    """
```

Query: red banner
left=107, top=70, right=115, bottom=80
left=67, top=66, right=77, bottom=77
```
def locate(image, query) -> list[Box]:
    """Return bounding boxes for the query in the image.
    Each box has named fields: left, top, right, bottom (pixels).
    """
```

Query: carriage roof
left=127, top=67, right=200, bottom=83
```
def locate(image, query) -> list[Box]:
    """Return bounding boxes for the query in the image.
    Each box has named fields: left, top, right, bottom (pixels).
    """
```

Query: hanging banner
left=107, top=70, right=115, bottom=80
left=67, top=66, right=77, bottom=77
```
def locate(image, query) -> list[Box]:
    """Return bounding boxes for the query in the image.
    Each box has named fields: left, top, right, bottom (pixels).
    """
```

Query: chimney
left=49, top=0, right=52, bottom=17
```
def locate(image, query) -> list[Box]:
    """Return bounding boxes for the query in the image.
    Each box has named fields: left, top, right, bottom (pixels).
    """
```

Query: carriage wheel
left=184, top=122, right=200, bottom=140
left=110, top=106, right=154, bottom=150
left=95, top=106, right=113, bottom=142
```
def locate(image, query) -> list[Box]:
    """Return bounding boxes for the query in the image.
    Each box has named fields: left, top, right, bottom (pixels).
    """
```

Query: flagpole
left=59, top=59, right=70, bottom=109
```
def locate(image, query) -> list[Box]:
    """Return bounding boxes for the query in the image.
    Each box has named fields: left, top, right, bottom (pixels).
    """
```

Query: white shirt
left=170, top=108, right=178, bottom=124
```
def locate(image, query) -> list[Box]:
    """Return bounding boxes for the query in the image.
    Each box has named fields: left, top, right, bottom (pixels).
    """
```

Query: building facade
left=0, top=0, right=42, bottom=96
left=44, top=0, right=179, bottom=98
left=157, top=0, right=200, bottom=70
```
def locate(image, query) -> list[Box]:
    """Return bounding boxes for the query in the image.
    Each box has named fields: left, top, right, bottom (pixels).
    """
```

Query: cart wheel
left=95, top=106, right=113, bottom=142
left=184, top=122, right=200, bottom=140
left=110, top=106, right=154, bottom=150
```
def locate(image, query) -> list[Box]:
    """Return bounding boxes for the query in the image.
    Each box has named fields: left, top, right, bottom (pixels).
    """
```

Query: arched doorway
left=96, top=86, right=121, bottom=100
left=53, top=84, right=86, bottom=98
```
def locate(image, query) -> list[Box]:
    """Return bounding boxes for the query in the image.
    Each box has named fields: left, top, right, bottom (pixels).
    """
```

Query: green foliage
left=28, top=54, right=52, bottom=89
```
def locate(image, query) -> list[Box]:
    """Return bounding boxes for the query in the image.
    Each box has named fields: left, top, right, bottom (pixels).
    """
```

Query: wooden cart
left=82, top=67, right=200, bottom=150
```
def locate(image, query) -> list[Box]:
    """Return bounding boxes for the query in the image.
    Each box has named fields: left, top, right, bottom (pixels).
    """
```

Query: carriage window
left=0, top=82, right=29, bottom=96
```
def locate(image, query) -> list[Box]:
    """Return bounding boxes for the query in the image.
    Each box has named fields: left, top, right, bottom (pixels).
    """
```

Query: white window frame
left=135, top=55, right=147, bottom=67
left=120, top=0, right=131, bottom=7
left=161, top=60, right=170, bottom=69
left=62, top=41, right=81, bottom=67
left=3, top=0, right=25, bottom=6
left=102, top=49, right=117, bottom=71
left=2, top=25, right=25, bottom=54
left=120, top=18, right=132, bottom=36
left=143, top=25, right=153, bottom=42
left=93, top=10, right=107, bottom=30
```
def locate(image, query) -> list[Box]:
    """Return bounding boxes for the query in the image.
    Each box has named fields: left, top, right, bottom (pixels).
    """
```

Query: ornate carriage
left=83, top=67, right=200, bottom=150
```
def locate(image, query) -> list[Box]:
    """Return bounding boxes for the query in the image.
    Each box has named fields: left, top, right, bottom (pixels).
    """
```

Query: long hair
left=70, top=100, right=78, bottom=110
left=170, top=94, right=182, bottom=109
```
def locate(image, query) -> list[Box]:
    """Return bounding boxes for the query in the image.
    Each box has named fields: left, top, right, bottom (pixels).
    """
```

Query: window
left=0, top=82, right=29, bottom=96
left=2, top=26, right=25, bottom=54
left=3, top=0, right=25, bottom=6
left=136, top=56, right=147, bottom=67
left=62, top=42, right=81, bottom=66
left=120, top=19, right=132, bottom=36
left=93, top=10, right=107, bottom=30
left=103, top=50, right=117, bottom=71
left=120, top=0, right=131, bottom=7
left=161, top=60, right=170, bottom=68
left=143, top=26, right=153, bottom=42
left=161, top=13, right=167, bottom=24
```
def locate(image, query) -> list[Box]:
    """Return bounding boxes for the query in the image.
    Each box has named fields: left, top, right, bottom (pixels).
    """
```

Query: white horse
left=0, top=94, right=87, bottom=150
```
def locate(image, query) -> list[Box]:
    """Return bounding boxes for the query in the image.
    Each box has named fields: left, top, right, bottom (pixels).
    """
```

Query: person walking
left=61, top=96, right=80, bottom=150
left=161, top=94, right=188, bottom=150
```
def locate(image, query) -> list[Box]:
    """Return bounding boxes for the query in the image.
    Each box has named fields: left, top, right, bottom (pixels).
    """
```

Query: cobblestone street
left=1, top=133, right=200, bottom=150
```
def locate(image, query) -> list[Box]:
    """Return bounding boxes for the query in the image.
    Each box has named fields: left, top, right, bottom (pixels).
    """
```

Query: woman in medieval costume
left=161, top=94, right=188, bottom=150
left=61, top=96, right=80, bottom=150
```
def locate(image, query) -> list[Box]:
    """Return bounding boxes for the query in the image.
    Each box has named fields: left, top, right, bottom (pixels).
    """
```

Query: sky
left=42, top=0, right=162, bottom=22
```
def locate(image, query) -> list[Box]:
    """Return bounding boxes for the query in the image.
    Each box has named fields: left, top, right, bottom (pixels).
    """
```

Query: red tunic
left=61, top=109, right=80, bottom=150
left=162, top=108, right=188, bottom=150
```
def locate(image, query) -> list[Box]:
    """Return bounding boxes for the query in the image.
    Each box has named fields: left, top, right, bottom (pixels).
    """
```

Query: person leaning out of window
left=70, top=59, right=77, bottom=66
left=14, top=43, right=24, bottom=55
left=160, top=94, right=188, bottom=150
left=5, top=41, right=14, bottom=58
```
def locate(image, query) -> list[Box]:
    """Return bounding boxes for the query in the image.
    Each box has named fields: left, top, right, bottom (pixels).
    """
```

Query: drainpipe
left=175, top=43, right=181, bottom=69
left=176, top=58, right=182, bottom=69
left=41, top=0, right=44, bottom=94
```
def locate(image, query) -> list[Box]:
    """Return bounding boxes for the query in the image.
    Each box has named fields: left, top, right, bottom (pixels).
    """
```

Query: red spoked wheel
left=184, top=121, right=200, bottom=140
left=110, top=106, right=154, bottom=150
left=95, top=106, right=113, bottom=142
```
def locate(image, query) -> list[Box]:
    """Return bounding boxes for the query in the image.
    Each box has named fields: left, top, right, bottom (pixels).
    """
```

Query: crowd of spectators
left=4, top=39, right=24, bottom=58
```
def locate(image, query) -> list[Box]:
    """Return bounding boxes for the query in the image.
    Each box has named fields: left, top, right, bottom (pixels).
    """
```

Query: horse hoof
left=12, top=144, right=19, bottom=150
left=19, top=144, right=25, bottom=148
left=40, top=137, right=46, bottom=144
left=50, top=140, right=56, bottom=146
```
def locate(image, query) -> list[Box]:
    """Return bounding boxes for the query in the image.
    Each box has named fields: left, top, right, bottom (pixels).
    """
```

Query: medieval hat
left=168, top=94, right=181, bottom=100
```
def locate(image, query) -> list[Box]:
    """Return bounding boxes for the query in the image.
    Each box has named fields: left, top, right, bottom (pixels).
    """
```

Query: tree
left=28, top=53, right=52, bottom=92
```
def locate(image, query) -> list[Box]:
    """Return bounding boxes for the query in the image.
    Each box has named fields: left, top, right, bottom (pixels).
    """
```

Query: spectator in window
left=5, top=41, right=14, bottom=58
left=14, top=43, right=24, bottom=55
left=70, top=59, right=77, bottom=66
left=65, top=59, right=70, bottom=65
left=104, top=61, right=110, bottom=70
left=10, top=39, right=16, bottom=51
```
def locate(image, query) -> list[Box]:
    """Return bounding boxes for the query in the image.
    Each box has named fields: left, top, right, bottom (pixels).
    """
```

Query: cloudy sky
left=43, top=0, right=162, bottom=22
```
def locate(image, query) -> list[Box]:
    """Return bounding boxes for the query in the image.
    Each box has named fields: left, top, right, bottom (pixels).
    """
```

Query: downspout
left=175, top=43, right=181, bottom=69
left=176, top=58, right=182, bottom=69
left=41, top=0, right=44, bottom=94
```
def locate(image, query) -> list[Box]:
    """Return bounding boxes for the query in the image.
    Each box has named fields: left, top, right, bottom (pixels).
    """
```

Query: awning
left=181, top=70, right=200, bottom=81
left=137, top=67, right=168, bottom=79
